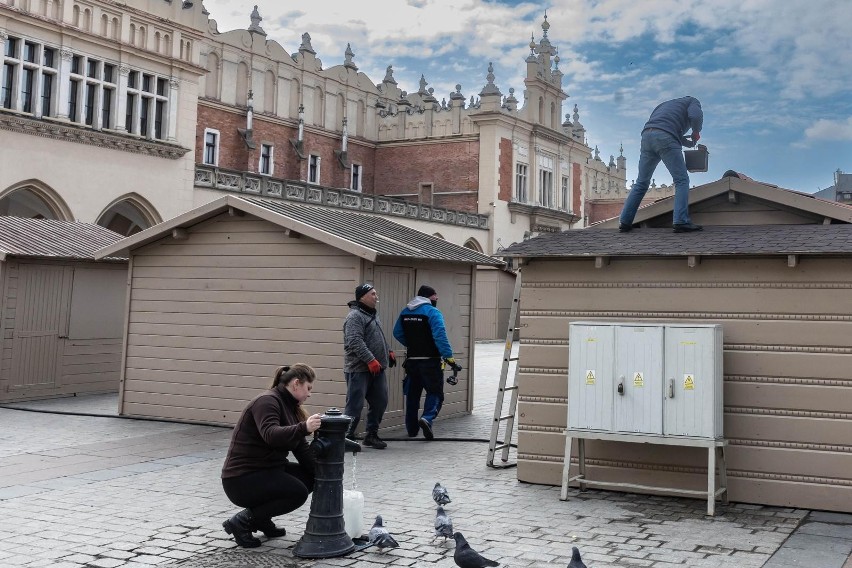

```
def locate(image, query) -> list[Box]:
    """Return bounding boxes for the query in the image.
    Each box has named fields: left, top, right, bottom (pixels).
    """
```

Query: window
left=2, top=63, right=14, bottom=109
left=68, top=79, right=80, bottom=120
left=203, top=128, right=219, bottom=165
left=2, top=35, right=57, bottom=116
left=538, top=154, right=554, bottom=208
left=126, top=71, right=168, bottom=138
left=515, top=163, right=528, bottom=203
left=41, top=73, right=53, bottom=116
left=561, top=175, right=570, bottom=211
left=351, top=163, right=362, bottom=192
left=4, top=37, right=17, bottom=58
left=308, top=154, right=321, bottom=184
left=259, top=144, right=273, bottom=175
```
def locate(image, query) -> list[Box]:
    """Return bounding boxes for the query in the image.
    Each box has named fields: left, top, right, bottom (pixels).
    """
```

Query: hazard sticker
left=633, top=372, right=644, bottom=387
left=683, top=374, right=695, bottom=390
left=585, top=370, right=596, bottom=385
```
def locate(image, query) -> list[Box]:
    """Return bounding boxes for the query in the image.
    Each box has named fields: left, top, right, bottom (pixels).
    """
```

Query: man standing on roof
left=619, top=96, right=704, bottom=233
left=343, top=283, right=395, bottom=449
left=393, top=285, right=459, bottom=440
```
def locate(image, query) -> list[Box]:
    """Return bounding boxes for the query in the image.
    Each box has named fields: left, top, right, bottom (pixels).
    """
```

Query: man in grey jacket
left=343, top=283, right=395, bottom=449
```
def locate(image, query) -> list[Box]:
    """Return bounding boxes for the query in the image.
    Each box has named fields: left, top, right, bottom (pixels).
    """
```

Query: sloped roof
left=501, top=224, right=852, bottom=258
left=94, top=195, right=503, bottom=266
left=593, top=176, right=852, bottom=228
left=0, top=217, right=125, bottom=261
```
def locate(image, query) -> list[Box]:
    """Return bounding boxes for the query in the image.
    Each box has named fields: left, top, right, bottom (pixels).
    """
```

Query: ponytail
left=271, top=363, right=316, bottom=422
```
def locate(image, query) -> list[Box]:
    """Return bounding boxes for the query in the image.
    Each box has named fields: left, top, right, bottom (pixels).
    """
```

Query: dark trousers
left=222, top=462, right=314, bottom=522
left=403, top=359, right=444, bottom=436
left=343, top=370, right=388, bottom=434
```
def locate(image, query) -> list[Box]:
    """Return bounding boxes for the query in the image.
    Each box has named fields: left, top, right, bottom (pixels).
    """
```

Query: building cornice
left=1, top=111, right=191, bottom=160
left=194, top=164, right=490, bottom=230
left=507, top=201, right=580, bottom=230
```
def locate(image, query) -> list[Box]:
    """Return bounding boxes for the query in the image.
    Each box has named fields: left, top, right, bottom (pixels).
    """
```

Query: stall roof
left=0, top=217, right=125, bottom=262
left=501, top=224, right=852, bottom=259
left=94, top=195, right=504, bottom=266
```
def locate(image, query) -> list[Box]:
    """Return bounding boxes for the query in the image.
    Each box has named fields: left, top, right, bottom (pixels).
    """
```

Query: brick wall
left=374, top=140, right=480, bottom=212
left=498, top=138, right=513, bottom=202
left=573, top=162, right=582, bottom=214
left=586, top=201, right=625, bottom=225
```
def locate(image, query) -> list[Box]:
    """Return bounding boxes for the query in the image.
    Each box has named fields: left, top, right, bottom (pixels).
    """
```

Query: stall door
left=613, top=325, right=664, bottom=434
left=10, top=264, right=67, bottom=390
left=372, top=265, right=413, bottom=425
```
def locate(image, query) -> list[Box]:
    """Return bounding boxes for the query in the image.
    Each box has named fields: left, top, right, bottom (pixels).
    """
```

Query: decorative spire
left=419, top=74, right=429, bottom=94
left=344, top=43, right=357, bottom=70
left=248, top=5, right=266, bottom=35
left=572, top=103, right=580, bottom=123
left=479, top=62, right=502, bottom=96
left=299, top=32, right=315, bottom=54
left=504, top=87, right=518, bottom=110
left=542, top=10, right=550, bottom=38
left=620, top=143, right=624, bottom=156
left=527, top=33, right=537, bottom=62
left=450, top=83, right=465, bottom=101
left=562, top=113, right=572, bottom=127
left=594, top=146, right=601, bottom=161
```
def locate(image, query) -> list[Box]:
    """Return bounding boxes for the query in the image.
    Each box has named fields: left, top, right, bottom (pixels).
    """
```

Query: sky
left=201, top=0, right=852, bottom=193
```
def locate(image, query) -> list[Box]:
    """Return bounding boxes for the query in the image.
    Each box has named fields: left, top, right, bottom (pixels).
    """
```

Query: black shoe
left=223, top=509, right=262, bottom=548
left=363, top=432, right=387, bottom=449
left=419, top=418, right=434, bottom=440
left=618, top=223, right=633, bottom=232
left=673, top=222, right=703, bottom=233
left=345, top=433, right=358, bottom=443
left=253, top=517, right=286, bottom=538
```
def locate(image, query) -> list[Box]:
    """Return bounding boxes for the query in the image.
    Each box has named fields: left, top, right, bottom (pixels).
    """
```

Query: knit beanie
left=417, top=285, right=436, bottom=298
left=355, top=283, right=374, bottom=301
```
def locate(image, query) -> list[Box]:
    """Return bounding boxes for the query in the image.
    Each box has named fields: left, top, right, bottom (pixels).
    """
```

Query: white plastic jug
left=342, top=489, right=364, bottom=539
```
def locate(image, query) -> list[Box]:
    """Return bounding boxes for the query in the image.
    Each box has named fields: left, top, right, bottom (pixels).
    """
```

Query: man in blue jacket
left=619, top=96, right=704, bottom=233
left=393, top=285, right=458, bottom=440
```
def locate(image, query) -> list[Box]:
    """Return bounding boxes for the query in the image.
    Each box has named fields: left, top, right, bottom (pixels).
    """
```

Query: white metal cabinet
left=614, top=325, right=664, bottom=434
left=567, top=324, right=614, bottom=431
left=663, top=325, right=724, bottom=438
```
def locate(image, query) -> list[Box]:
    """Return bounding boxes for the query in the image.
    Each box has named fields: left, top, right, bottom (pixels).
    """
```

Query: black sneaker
left=363, top=432, right=387, bottom=449
left=618, top=223, right=633, bottom=233
left=418, top=418, right=434, bottom=440
left=672, top=222, right=703, bottom=233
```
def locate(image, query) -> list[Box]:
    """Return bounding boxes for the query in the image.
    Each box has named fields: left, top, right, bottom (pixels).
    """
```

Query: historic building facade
left=0, top=0, right=207, bottom=235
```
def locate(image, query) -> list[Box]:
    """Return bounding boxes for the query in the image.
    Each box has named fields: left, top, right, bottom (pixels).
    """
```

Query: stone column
left=115, top=64, right=130, bottom=131
left=56, top=47, right=73, bottom=121
left=167, top=76, right=179, bottom=142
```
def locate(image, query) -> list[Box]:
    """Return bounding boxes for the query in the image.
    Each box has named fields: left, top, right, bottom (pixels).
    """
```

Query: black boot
left=223, top=509, right=262, bottom=548
left=363, top=431, right=387, bottom=449
left=253, top=517, right=287, bottom=538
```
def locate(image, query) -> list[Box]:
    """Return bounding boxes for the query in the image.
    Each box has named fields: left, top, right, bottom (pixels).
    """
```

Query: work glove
left=444, top=357, right=462, bottom=373
left=367, top=359, right=382, bottom=375
left=388, top=351, right=397, bottom=368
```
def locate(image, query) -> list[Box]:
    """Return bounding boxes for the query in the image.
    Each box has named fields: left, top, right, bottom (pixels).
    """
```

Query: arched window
left=138, top=26, right=146, bottom=48
left=205, top=52, right=219, bottom=99
left=100, top=14, right=108, bottom=36
left=463, top=238, right=484, bottom=253
left=72, top=5, right=80, bottom=27
left=538, top=96, right=544, bottom=125
left=263, top=70, right=276, bottom=113
left=95, top=194, right=161, bottom=236
left=163, top=34, right=171, bottom=56
left=432, top=232, right=445, bottom=240
left=154, top=32, right=161, bottom=54
left=0, top=180, right=74, bottom=221
left=129, top=23, right=136, bottom=45
left=236, top=61, right=249, bottom=106
left=313, top=86, right=324, bottom=126
left=112, top=17, right=120, bottom=40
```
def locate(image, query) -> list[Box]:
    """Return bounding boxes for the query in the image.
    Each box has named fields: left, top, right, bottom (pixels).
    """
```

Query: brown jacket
left=221, top=385, right=316, bottom=479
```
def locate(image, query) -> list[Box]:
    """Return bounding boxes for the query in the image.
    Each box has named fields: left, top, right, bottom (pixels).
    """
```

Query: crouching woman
left=221, top=364, right=323, bottom=547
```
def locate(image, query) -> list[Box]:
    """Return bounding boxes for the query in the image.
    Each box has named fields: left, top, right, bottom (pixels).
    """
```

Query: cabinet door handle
left=617, top=376, right=624, bottom=395
left=668, top=378, right=675, bottom=398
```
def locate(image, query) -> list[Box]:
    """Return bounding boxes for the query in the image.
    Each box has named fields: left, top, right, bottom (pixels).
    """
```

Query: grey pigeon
left=453, top=531, right=499, bottom=568
left=567, top=546, right=587, bottom=568
left=368, top=515, right=399, bottom=550
left=434, top=506, right=453, bottom=541
left=432, top=482, right=451, bottom=505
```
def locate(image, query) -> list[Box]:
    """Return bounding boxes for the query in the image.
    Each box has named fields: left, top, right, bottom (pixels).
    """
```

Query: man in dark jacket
left=343, top=283, right=395, bottom=449
left=393, top=285, right=458, bottom=440
left=619, top=96, right=704, bottom=233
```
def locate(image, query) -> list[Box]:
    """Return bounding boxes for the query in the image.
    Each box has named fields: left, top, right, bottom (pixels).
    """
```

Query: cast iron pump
left=293, top=408, right=362, bottom=558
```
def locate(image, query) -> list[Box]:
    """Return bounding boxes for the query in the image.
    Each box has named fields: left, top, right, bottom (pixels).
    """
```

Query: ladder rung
left=492, top=443, right=510, bottom=451
left=499, top=385, right=518, bottom=392
left=504, top=356, right=519, bottom=361
left=495, top=414, right=515, bottom=422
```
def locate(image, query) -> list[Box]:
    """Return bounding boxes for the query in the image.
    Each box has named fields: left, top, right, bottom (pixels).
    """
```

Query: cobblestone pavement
left=1, top=342, right=849, bottom=568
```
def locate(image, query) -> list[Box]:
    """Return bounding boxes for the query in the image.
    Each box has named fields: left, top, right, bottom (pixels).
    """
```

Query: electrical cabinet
left=567, top=322, right=723, bottom=439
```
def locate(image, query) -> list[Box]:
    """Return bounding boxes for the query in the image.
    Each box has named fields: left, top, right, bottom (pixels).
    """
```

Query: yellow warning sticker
left=586, top=338, right=597, bottom=342
left=633, top=372, right=644, bottom=387
left=585, top=370, right=596, bottom=385
left=684, top=374, right=695, bottom=390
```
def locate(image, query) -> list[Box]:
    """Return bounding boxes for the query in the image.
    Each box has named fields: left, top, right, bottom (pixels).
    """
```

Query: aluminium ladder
left=486, top=268, right=522, bottom=468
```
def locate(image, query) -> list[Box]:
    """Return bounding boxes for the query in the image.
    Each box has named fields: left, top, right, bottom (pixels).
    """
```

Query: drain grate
left=169, top=550, right=302, bottom=568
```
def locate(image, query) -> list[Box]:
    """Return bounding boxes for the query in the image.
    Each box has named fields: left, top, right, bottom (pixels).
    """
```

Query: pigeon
left=567, top=546, right=587, bottom=568
left=368, top=515, right=399, bottom=551
left=453, top=531, right=499, bottom=568
left=432, top=482, right=451, bottom=505
left=434, top=506, right=453, bottom=541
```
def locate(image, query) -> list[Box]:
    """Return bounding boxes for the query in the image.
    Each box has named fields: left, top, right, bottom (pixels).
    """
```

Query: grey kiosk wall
left=561, top=322, right=727, bottom=515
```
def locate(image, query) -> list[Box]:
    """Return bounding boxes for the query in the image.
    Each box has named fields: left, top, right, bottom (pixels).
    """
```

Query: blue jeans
left=402, top=359, right=444, bottom=436
left=620, top=130, right=692, bottom=226
left=343, top=370, right=388, bottom=434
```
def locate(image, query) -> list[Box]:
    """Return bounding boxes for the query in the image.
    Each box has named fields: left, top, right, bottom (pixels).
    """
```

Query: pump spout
left=345, top=438, right=362, bottom=454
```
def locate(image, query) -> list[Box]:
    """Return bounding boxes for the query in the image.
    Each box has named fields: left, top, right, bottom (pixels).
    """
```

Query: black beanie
left=355, top=283, right=374, bottom=301
left=417, top=285, right=436, bottom=298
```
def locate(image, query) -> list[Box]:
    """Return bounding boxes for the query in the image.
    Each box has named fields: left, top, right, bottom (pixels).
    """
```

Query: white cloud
left=802, top=117, right=852, bottom=143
